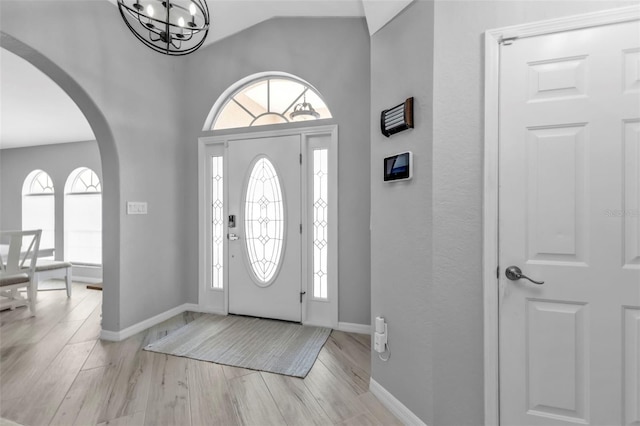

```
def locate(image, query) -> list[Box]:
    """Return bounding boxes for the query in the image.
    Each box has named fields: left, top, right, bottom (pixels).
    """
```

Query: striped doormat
left=144, top=314, right=331, bottom=378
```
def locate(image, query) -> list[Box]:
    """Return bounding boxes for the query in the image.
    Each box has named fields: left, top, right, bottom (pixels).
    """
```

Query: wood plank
left=0, top=415, right=22, bottom=426
left=52, top=333, right=152, bottom=425
left=303, top=358, right=367, bottom=423
left=222, top=365, right=256, bottom=380
left=329, top=331, right=371, bottom=373
left=83, top=335, right=139, bottom=371
left=143, top=353, right=190, bottom=426
left=62, top=290, right=102, bottom=322
left=338, top=412, right=383, bottom=426
left=317, top=337, right=370, bottom=395
left=97, top=411, right=145, bottom=426
left=0, top=320, right=84, bottom=402
left=187, top=359, right=240, bottom=426
left=228, top=372, right=286, bottom=426
left=69, top=303, right=102, bottom=344
left=358, top=392, right=403, bottom=426
left=141, top=311, right=201, bottom=347
left=352, top=332, right=372, bottom=348
left=1, top=340, right=96, bottom=426
left=50, top=366, right=108, bottom=426
left=261, top=371, right=333, bottom=425
left=98, top=336, right=153, bottom=422
left=0, top=288, right=89, bottom=346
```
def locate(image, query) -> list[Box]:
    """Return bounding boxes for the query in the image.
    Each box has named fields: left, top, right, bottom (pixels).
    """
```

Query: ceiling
left=0, top=0, right=412, bottom=150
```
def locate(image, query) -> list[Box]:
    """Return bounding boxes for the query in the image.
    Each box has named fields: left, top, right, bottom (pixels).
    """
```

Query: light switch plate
left=127, top=201, right=147, bottom=215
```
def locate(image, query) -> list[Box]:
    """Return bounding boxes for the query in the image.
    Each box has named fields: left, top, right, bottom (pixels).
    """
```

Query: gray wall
left=0, top=141, right=102, bottom=264
left=1, top=3, right=372, bottom=329
left=2, top=0, right=187, bottom=331
left=370, top=1, right=637, bottom=425
left=182, top=17, right=372, bottom=325
left=370, top=2, right=435, bottom=423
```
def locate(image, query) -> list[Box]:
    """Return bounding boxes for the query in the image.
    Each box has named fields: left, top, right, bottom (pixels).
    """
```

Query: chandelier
left=118, top=0, right=210, bottom=56
left=289, top=89, right=320, bottom=121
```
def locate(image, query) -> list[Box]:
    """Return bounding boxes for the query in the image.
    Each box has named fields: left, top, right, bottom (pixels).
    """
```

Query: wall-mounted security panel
left=384, top=151, right=413, bottom=182
left=380, top=97, right=414, bottom=137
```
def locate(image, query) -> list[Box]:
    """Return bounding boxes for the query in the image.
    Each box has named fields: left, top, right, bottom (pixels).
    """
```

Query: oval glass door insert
left=244, top=157, right=285, bottom=285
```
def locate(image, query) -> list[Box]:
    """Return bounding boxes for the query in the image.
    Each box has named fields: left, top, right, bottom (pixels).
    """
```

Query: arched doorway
left=1, top=32, right=121, bottom=332
left=198, top=72, right=338, bottom=328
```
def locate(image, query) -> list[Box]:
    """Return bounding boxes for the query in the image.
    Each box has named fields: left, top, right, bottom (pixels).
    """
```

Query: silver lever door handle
left=228, top=233, right=239, bottom=241
left=505, top=266, right=544, bottom=285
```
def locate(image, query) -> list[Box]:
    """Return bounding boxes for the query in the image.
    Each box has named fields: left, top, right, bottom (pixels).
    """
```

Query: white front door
left=227, top=135, right=302, bottom=322
left=499, top=19, right=640, bottom=425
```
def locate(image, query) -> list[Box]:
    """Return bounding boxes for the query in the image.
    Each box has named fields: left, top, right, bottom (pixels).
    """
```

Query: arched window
left=22, top=170, right=55, bottom=254
left=210, top=75, right=332, bottom=130
left=64, top=167, right=102, bottom=265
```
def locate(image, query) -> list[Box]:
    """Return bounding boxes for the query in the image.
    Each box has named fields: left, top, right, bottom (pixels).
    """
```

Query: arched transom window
left=22, top=170, right=55, bottom=253
left=212, top=77, right=332, bottom=130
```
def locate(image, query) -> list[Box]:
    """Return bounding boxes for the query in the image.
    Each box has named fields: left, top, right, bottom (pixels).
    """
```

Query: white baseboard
left=337, top=322, right=371, bottom=334
left=100, top=303, right=226, bottom=342
left=369, top=378, right=427, bottom=426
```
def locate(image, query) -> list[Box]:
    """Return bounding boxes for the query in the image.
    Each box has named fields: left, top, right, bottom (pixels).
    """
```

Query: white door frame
left=482, top=6, right=640, bottom=425
left=198, top=124, right=339, bottom=327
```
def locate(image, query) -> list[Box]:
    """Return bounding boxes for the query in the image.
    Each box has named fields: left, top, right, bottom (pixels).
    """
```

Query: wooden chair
left=0, top=230, right=41, bottom=315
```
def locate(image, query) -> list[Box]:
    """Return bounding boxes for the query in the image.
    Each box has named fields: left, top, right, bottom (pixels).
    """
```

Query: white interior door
left=499, top=19, right=640, bottom=425
left=227, top=135, right=302, bottom=322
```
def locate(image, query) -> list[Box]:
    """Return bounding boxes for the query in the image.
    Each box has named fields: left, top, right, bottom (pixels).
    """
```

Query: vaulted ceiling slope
left=0, top=0, right=413, bottom=149
left=0, top=48, right=95, bottom=149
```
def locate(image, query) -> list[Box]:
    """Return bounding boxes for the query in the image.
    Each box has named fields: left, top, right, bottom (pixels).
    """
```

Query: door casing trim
left=483, top=6, right=640, bottom=425
left=198, top=124, right=339, bottom=328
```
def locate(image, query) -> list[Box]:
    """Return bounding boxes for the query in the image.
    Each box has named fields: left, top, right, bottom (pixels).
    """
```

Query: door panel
left=624, top=119, right=640, bottom=268
left=228, top=135, right=301, bottom=322
left=499, top=20, right=640, bottom=425
left=526, top=300, right=588, bottom=421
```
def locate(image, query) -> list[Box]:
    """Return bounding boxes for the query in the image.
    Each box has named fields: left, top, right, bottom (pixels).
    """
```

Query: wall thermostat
left=384, top=151, right=413, bottom=182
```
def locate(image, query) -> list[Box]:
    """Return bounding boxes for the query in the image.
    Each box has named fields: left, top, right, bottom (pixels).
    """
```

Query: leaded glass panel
left=313, top=149, right=328, bottom=299
left=244, top=157, right=284, bottom=285
left=211, top=156, right=224, bottom=289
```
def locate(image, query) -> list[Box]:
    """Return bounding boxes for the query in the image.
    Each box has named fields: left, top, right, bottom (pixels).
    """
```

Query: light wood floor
left=0, top=281, right=400, bottom=426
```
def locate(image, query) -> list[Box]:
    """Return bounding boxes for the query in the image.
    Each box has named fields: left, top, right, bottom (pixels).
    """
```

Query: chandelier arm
left=177, top=31, right=195, bottom=42
left=170, top=36, right=182, bottom=50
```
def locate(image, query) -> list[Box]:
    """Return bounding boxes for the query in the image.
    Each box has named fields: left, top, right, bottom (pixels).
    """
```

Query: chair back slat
left=0, top=230, right=42, bottom=276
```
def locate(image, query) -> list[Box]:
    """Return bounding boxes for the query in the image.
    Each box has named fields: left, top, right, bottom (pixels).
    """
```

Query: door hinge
left=500, top=36, right=518, bottom=46
left=299, top=153, right=302, bottom=164
left=300, top=223, right=302, bottom=234
left=300, top=291, right=306, bottom=303
left=496, top=265, right=500, bottom=279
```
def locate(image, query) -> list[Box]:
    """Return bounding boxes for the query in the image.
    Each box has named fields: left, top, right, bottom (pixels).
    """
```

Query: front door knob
left=505, top=266, right=544, bottom=285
